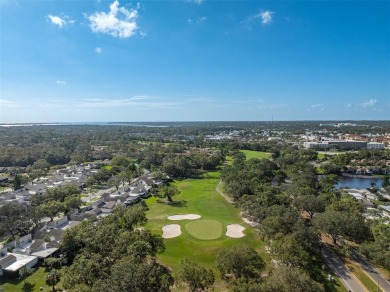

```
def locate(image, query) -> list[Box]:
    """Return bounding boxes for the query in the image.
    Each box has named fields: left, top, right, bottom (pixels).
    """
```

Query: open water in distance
left=336, top=176, right=384, bottom=189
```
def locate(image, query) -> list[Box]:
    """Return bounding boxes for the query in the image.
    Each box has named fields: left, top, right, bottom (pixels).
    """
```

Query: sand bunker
left=168, top=214, right=201, bottom=220
left=162, top=224, right=181, bottom=238
left=226, top=224, right=246, bottom=238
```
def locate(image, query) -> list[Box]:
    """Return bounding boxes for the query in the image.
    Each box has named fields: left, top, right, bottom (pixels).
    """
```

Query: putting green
left=185, top=219, right=223, bottom=240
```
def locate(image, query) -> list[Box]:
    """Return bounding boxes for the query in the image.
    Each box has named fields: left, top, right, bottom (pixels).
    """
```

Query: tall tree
left=216, top=245, right=264, bottom=281
left=179, top=259, right=215, bottom=292
left=0, top=202, right=31, bottom=239
left=261, top=265, right=324, bottom=292
left=46, top=269, right=60, bottom=292
left=294, top=195, right=325, bottom=219
left=12, top=173, right=22, bottom=191
left=156, top=185, right=180, bottom=202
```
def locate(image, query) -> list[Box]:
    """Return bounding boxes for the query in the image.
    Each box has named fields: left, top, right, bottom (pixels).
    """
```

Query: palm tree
left=46, top=269, right=60, bottom=292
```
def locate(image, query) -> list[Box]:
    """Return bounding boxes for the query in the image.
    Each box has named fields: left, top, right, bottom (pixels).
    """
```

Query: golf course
left=239, top=150, right=272, bottom=160
left=144, top=171, right=266, bottom=287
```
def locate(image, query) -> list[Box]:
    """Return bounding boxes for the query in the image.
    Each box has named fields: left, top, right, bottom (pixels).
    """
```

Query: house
left=5, top=234, right=32, bottom=250
left=0, top=245, right=38, bottom=276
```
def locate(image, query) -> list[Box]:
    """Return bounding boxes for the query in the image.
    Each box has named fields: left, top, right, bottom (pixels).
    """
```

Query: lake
left=336, top=176, right=384, bottom=189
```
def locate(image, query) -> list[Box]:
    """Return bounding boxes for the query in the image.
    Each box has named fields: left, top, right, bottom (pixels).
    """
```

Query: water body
left=0, top=122, right=169, bottom=128
left=336, top=176, right=384, bottom=189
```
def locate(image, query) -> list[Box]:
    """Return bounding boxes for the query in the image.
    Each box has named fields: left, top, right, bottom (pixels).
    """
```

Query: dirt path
left=216, top=180, right=258, bottom=227
left=216, top=180, right=234, bottom=203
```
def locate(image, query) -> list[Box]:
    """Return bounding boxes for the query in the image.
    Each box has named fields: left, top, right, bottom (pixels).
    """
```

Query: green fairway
left=144, top=171, right=266, bottom=286
left=185, top=219, right=223, bottom=240
left=240, top=150, right=272, bottom=160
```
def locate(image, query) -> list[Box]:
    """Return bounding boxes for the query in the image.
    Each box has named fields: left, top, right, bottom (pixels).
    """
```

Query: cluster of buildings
left=303, top=140, right=385, bottom=150
left=0, top=163, right=99, bottom=206
left=0, top=163, right=164, bottom=277
left=344, top=189, right=390, bottom=222
left=0, top=217, right=76, bottom=276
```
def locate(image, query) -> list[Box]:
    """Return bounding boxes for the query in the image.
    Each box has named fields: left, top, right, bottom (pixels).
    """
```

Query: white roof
left=3, top=253, right=37, bottom=272
left=31, top=248, right=58, bottom=258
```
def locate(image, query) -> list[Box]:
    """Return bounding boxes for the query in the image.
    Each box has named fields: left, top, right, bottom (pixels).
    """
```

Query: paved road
left=322, top=246, right=366, bottom=292
left=350, top=249, right=390, bottom=292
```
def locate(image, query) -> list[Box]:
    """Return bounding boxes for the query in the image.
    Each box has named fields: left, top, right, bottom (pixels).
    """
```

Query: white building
left=303, top=142, right=329, bottom=149
left=367, top=142, right=385, bottom=150
left=0, top=245, right=37, bottom=276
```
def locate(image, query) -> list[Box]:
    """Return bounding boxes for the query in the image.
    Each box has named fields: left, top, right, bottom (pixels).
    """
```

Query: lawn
left=318, top=153, right=326, bottom=160
left=239, top=150, right=272, bottom=160
left=0, top=267, right=60, bottom=292
left=144, top=171, right=266, bottom=289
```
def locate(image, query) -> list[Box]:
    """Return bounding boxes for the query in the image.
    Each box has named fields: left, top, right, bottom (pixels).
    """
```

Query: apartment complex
left=303, top=140, right=385, bottom=150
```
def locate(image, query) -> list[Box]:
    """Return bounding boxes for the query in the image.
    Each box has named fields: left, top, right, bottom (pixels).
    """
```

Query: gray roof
left=29, top=240, right=45, bottom=251
left=103, top=201, right=116, bottom=209
left=0, top=255, right=16, bottom=267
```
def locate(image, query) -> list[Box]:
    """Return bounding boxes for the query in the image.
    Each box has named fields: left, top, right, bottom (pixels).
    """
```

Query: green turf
left=144, top=171, right=267, bottom=280
left=318, top=153, right=326, bottom=159
left=185, top=219, right=223, bottom=240
left=0, top=267, right=53, bottom=292
left=239, top=150, right=272, bottom=160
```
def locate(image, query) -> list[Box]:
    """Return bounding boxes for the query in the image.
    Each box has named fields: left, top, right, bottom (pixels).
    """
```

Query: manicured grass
left=318, top=153, right=326, bottom=159
left=224, top=155, right=233, bottom=165
left=346, top=263, right=382, bottom=292
left=1, top=267, right=52, bottom=292
left=185, top=219, right=223, bottom=240
left=144, top=171, right=266, bottom=287
left=239, top=150, right=272, bottom=160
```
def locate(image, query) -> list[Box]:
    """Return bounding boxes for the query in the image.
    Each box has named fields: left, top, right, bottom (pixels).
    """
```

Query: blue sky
left=0, top=0, right=389, bottom=122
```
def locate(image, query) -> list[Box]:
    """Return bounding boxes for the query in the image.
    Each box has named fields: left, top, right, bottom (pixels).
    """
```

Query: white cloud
left=255, top=10, right=274, bottom=25
left=197, top=16, right=206, bottom=23
left=95, top=47, right=103, bottom=53
left=87, top=0, right=139, bottom=38
left=185, top=0, right=204, bottom=4
left=0, top=99, right=19, bottom=108
left=48, top=14, right=74, bottom=28
left=78, top=98, right=180, bottom=109
left=131, top=95, right=153, bottom=100
left=360, top=99, right=377, bottom=108
left=139, top=31, right=147, bottom=38
left=258, top=103, right=287, bottom=110
left=56, top=80, right=67, bottom=85
left=307, top=104, right=324, bottom=111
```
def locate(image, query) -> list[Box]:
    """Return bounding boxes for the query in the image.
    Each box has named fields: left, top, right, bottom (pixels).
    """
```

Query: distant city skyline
left=0, top=0, right=389, bottom=122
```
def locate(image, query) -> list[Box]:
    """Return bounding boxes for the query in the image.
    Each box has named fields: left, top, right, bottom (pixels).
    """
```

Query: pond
left=336, top=175, right=384, bottom=189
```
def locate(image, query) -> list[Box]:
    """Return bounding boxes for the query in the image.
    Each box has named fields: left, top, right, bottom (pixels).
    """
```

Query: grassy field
left=239, top=150, right=272, bottom=160
left=144, top=171, right=266, bottom=288
left=0, top=267, right=63, bottom=292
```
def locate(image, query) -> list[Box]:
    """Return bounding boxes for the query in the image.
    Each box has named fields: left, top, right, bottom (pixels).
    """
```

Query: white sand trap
left=226, top=224, right=246, bottom=238
left=168, top=214, right=201, bottom=220
left=162, top=224, right=181, bottom=238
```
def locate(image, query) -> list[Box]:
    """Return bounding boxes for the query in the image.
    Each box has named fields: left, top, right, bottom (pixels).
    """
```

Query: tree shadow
left=156, top=199, right=187, bottom=207
left=22, top=281, right=35, bottom=292
left=168, top=200, right=187, bottom=207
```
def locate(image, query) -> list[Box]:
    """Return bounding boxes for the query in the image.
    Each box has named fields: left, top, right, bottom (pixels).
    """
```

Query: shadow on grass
left=156, top=199, right=187, bottom=207
left=22, top=281, right=35, bottom=292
